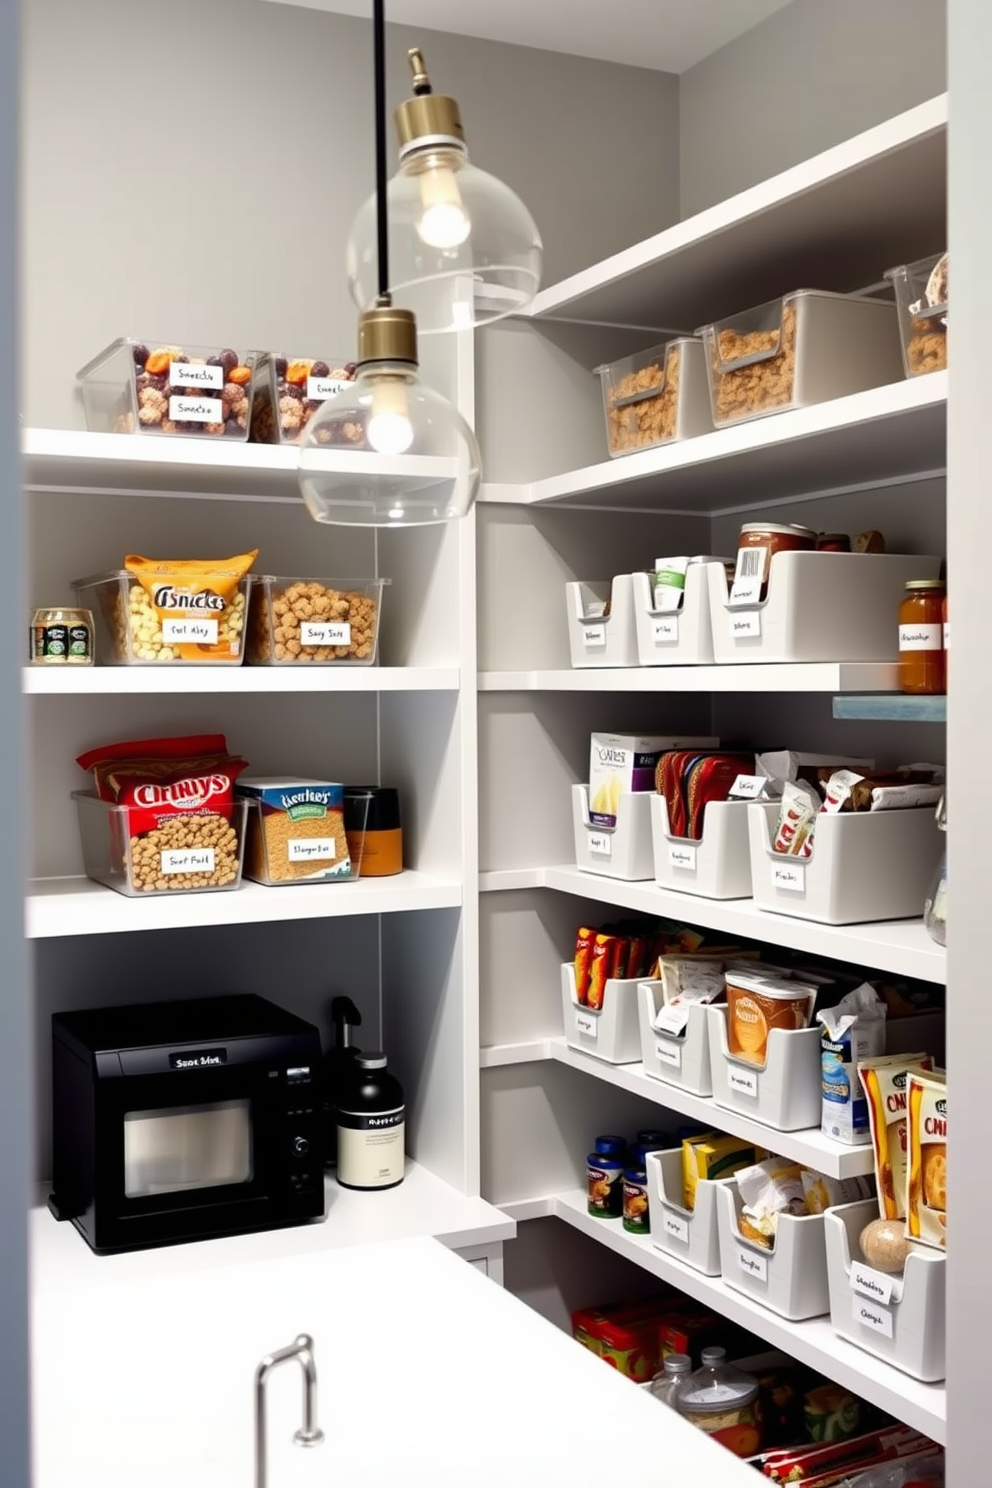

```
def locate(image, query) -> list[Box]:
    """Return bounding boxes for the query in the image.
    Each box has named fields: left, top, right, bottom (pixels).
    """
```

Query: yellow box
left=682, top=1133, right=760, bottom=1212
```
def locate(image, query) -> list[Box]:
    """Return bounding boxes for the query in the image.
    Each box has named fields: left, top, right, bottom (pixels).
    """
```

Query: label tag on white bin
left=730, top=610, right=762, bottom=639
left=575, top=1011, right=598, bottom=1040
left=652, top=616, right=679, bottom=644
left=664, top=1212, right=689, bottom=1245
left=853, top=1295, right=894, bottom=1338
left=772, top=861, right=806, bottom=892
left=654, top=1038, right=682, bottom=1069
left=587, top=831, right=612, bottom=857
left=738, top=1248, right=768, bottom=1282
left=850, top=1263, right=895, bottom=1306
left=728, top=1066, right=759, bottom=1099
left=582, top=624, right=606, bottom=648
left=729, top=774, right=765, bottom=800
left=668, top=843, right=697, bottom=871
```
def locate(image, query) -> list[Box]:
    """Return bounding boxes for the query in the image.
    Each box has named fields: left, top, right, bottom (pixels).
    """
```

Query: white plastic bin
left=572, top=785, right=654, bottom=882
left=747, top=802, right=943, bottom=925
left=631, top=565, right=718, bottom=666
left=638, top=980, right=715, bottom=1097
left=825, top=1199, right=946, bottom=1381
left=706, top=1003, right=822, bottom=1132
left=561, top=963, right=642, bottom=1064
left=716, top=1182, right=830, bottom=1321
left=650, top=794, right=755, bottom=900
left=707, top=552, right=941, bottom=664
left=646, top=1149, right=723, bottom=1276
left=566, top=576, right=638, bottom=668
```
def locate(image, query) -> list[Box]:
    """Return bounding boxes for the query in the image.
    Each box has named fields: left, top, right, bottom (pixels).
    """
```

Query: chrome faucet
left=254, top=1333, right=325, bottom=1488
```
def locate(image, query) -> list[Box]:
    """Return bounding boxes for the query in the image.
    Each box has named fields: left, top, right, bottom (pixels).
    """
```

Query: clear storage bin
left=885, top=252, right=948, bottom=378
left=73, top=793, right=247, bottom=898
left=646, top=1149, right=723, bottom=1276
left=248, top=353, right=357, bottom=445
left=596, top=337, right=713, bottom=456
left=565, top=577, right=638, bottom=668
left=246, top=577, right=386, bottom=665
left=76, top=339, right=256, bottom=439
left=631, top=565, right=718, bottom=666
left=698, top=290, right=902, bottom=427
left=572, top=785, right=654, bottom=881
left=241, top=789, right=369, bottom=886
left=561, top=963, right=642, bottom=1064
left=72, top=570, right=251, bottom=666
left=716, top=1182, right=830, bottom=1321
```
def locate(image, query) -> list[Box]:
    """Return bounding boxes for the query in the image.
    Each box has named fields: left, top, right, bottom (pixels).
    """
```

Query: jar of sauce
left=733, top=522, right=816, bottom=601
left=899, top=580, right=946, bottom=694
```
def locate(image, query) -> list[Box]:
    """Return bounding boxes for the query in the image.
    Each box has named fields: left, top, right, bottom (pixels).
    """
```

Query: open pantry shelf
left=833, top=694, right=947, bottom=722
left=530, top=96, right=946, bottom=329
left=549, top=1189, right=946, bottom=1445
left=481, top=1035, right=875, bottom=1181
left=24, top=666, right=460, bottom=695
left=479, top=663, right=902, bottom=694
left=26, top=871, right=462, bottom=938
left=480, top=374, right=946, bottom=514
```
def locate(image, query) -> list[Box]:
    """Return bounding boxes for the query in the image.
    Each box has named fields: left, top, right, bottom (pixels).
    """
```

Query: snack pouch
left=907, top=1072, right=946, bottom=1250
left=818, top=983, right=887, bottom=1145
left=735, top=1158, right=805, bottom=1248
left=124, top=551, right=258, bottom=661
left=858, top=1054, right=934, bottom=1220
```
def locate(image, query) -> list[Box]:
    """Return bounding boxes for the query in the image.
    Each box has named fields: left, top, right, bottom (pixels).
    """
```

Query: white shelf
left=480, top=1038, right=554, bottom=1069
left=479, top=867, right=547, bottom=891
left=24, top=665, right=459, bottom=695
left=22, top=427, right=456, bottom=503
left=478, top=663, right=902, bottom=694
left=531, top=96, right=946, bottom=329
left=26, top=870, right=462, bottom=938
left=31, top=1160, right=514, bottom=1293
left=552, top=1189, right=945, bottom=1445
left=480, top=375, right=946, bottom=514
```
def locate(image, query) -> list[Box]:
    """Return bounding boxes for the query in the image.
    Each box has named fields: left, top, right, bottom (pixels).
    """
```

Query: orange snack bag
left=124, top=551, right=258, bottom=661
left=587, top=935, right=619, bottom=1011
left=574, top=927, right=596, bottom=1005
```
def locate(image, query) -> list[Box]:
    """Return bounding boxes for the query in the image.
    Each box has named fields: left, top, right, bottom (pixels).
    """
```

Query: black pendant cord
left=373, top=0, right=390, bottom=306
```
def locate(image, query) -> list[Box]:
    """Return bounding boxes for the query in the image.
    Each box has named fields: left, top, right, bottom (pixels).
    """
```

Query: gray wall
left=679, top=0, right=947, bottom=218
left=20, top=0, right=679, bottom=428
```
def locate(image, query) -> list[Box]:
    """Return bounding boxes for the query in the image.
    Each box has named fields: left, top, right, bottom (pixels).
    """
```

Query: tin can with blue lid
left=587, top=1152, right=624, bottom=1217
left=594, top=1134, right=628, bottom=1159
left=622, top=1167, right=650, bottom=1233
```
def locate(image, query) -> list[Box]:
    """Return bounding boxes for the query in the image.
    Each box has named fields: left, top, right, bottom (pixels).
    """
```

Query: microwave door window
left=123, top=1099, right=253, bottom=1199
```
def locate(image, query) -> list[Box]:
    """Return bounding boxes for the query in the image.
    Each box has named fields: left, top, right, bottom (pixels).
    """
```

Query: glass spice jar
left=898, top=580, right=946, bottom=694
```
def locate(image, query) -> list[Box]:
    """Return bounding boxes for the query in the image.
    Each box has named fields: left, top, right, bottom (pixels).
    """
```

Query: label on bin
left=170, top=362, right=224, bottom=390
left=574, top=1011, right=598, bottom=1040
left=161, top=847, right=215, bottom=875
left=301, top=621, right=351, bottom=647
left=652, top=616, right=679, bottom=644
left=729, top=575, right=762, bottom=608
left=772, top=862, right=806, bottom=892
left=162, top=617, right=219, bottom=644
left=582, top=624, right=606, bottom=648
left=853, top=1295, right=894, bottom=1338
left=737, top=1248, right=768, bottom=1283
left=587, top=831, right=612, bottom=857
left=307, top=375, right=350, bottom=401
left=288, top=838, right=336, bottom=863
left=664, top=1212, right=689, bottom=1245
left=654, top=1038, right=682, bottom=1069
left=730, top=610, right=762, bottom=639
left=729, top=774, right=765, bottom=800
left=169, top=395, right=223, bottom=423
left=850, top=1262, right=895, bottom=1306
left=728, top=1066, right=759, bottom=1099
left=668, top=843, right=697, bottom=871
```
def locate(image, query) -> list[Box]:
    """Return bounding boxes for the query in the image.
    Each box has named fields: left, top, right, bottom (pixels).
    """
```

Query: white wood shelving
left=24, top=665, right=459, bottom=695
left=479, top=663, right=902, bottom=694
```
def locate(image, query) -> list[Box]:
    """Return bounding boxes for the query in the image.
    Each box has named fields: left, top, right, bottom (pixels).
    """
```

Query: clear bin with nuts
left=76, top=339, right=256, bottom=439
left=248, top=353, right=359, bottom=445
left=72, top=793, right=248, bottom=897
left=246, top=577, right=387, bottom=666
left=73, top=552, right=256, bottom=665
left=885, top=251, right=948, bottom=378
left=596, top=337, right=714, bottom=456
left=698, top=289, right=902, bottom=427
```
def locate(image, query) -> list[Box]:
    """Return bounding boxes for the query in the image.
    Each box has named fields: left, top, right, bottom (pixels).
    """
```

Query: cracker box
left=907, top=1072, right=946, bottom=1250
left=237, top=776, right=351, bottom=884
left=588, top=733, right=717, bottom=829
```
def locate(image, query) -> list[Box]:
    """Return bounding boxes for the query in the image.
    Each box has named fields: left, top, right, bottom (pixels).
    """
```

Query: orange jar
left=898, top=580, right=946, bottom=694
left=734, top=522, right=816, bottom=600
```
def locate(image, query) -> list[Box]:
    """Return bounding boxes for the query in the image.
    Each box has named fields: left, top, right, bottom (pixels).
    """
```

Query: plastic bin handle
left=711, top=341, right=783, bottom=374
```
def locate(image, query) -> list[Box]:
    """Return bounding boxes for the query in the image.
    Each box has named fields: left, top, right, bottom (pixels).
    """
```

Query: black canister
left=344, top=786, right=402, bottom=877
left=335, top=1051, right=405, bottom=1190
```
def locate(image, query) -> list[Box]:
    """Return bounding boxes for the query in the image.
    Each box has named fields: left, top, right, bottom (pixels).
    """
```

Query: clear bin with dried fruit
left=885, top=252, right=948, bottom=378
left=595, top=337, right=713, bottom=456
left=698, top=290, right=902, bottom=427
left=72, top=794, right=248, bottom=898
left=246, top=577, right=387, bottom=666
left=76, top=339, right=256, bottom=439
left=248, top=353, right=359, bottom=445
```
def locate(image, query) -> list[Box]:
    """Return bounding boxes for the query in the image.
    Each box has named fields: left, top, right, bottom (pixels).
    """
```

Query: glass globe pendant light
left=298, top=0, right=481, bottom=527
left=347, top=48, right=543, bottom=335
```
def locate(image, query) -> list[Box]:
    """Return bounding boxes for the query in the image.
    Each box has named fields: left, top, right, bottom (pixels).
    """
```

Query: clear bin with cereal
left=72, top=794, right=247, bottom=898
left=76, top=340, right=256, bottom=439
left=248, top=353, right=358, bottom=445
left=238, top=779, right=371, bottom=886
left=246, top=577, right=386, bottom=666
left=595, top=337, right=713, bottom=456
left=885, top=252, right=948, bottom=378
left=698, top=290, right=902, bottom=427
left=73, top=552, right=257, bottom=665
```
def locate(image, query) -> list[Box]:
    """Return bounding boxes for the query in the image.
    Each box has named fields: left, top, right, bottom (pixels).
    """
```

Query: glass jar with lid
left=898, top=579, right=946, bottom=695
left=672, top=1346, right=762, bottom=1457
left=733, top=522, right=816, bottom=602
left=649, top=1353, right=692, bottom=1407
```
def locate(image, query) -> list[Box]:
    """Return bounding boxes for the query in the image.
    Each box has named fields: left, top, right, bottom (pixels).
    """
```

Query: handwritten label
left=307, top=375, right=350, bottom=401
left=899, top=623, right=941, bottom=652
left=574, top=1010, right=598, bottom=1040
left=772, top=861, right=806, bottom=892
left=853, top=1296, right=894, bottom=1338
left=169, top=361, right=224, bottom=389
left=851, top=1262, right=895, bottom=1306
left=169, top=395, right=222, bottom=423
left=587, top=831, right=612, bottom=857
left=664, top=1212, right=689, bottom=1245
left=730, top=610, right=762, bottom=638
left=943, top=622, right=950, bottom=651
left=738, top=1247, right=768, bottom=1282
left=161, top=617, right=218, bottom=644
left=652, top=615, right=679, bottom=644
left=288, top=838, right=336, bottom=862
left=301, top=621, right=351, bottom=647
left=668, top=843, right=697, bottom=871
left=161, top=847, right=215, bottom=875
left=729, top=774, right=764, bottom=800
left=654, top=1038, right=682, bottom=1069
left=729, top=575, right=762, bottom=608
left=582, top=624, right=606, bottom=648
left=728, top=1065, right=759, bottom=1098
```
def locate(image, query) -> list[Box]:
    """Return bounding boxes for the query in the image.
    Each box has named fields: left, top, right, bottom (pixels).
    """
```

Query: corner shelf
left=833, top=694, right=946, bottom=722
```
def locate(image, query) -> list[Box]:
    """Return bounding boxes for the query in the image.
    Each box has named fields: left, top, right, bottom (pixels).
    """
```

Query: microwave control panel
left=281, top=1063, right=320, bottom=1196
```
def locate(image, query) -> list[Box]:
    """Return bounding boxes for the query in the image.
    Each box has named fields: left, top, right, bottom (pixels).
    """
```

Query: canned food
left=31, top=607, right=94, bottom=666
left=731, top=522, right=816, bottom=603
left=587, top=1152, right=624, bottom=1218
left=622, top=1168, right=650, bottom=1233
left=594, top=1134, right=628, bottom=1159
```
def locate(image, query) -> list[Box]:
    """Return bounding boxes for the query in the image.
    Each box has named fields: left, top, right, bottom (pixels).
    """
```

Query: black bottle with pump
left=321, top=996, right=362, bottom=1167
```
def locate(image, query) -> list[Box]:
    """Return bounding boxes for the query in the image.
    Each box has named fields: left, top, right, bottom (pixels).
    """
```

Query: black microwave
left=50, top=993, right=325, bottom=1254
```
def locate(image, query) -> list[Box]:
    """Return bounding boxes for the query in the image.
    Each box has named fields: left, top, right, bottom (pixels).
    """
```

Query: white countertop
left=33, top=1234, right=757, bottom=1487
